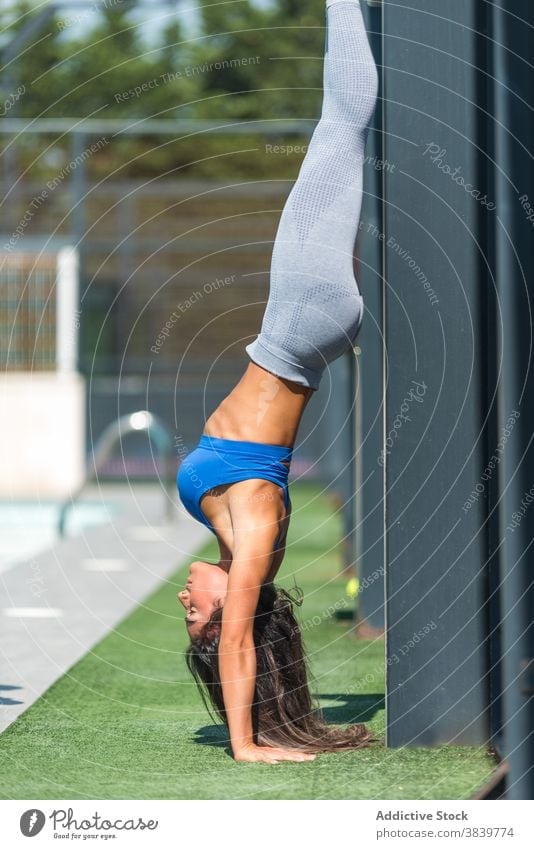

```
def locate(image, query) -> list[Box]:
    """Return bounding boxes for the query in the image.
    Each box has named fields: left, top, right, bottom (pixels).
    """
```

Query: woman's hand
left=233, top=743, right=316, bottom=763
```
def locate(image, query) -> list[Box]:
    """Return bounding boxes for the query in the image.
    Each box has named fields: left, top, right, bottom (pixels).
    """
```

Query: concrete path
left=0, top=484, right=210, bottom=733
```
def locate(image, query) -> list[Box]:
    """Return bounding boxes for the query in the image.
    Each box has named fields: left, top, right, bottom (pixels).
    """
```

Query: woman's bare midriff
left=203, top=363, right=314, bottom=447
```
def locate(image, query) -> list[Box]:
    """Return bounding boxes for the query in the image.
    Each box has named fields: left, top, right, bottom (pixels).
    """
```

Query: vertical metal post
left=382, top=0, right=489, bottom=745
left=313, top=354, right=356, bottom=570
left=56, top=246, right=80, bottom=373
left=70, top=131, right=87, bottom=255
left=335, top=354, right=357, bottom=572
left=493, top=0, right=534, bottom=801
left=354, top=0, right=385, bottom=636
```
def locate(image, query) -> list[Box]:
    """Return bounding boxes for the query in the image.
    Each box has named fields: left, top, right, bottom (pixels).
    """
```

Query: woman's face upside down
left=177, top=560, right=228, bottom=639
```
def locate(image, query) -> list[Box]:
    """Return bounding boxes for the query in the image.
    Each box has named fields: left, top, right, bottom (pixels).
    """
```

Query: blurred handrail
left=58, top=410, right=175, bottom=536
left=0, top=118, right=318, bottom=135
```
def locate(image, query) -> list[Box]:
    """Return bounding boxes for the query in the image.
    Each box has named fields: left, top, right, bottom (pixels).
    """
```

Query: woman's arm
left=218, top=528, right=272, bottom=756
left=266, top=495, right=291, bottom=582
left=218, top=516, right=314, bottom=763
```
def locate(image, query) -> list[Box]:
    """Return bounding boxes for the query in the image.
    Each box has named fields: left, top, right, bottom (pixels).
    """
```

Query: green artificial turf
left=0, top=483, right=495, bottom=799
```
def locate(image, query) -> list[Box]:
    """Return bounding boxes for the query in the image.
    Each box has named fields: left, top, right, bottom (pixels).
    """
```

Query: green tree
left=0, top=0, right=327, bottom=180
left=191, top=0, right=325, bottom=120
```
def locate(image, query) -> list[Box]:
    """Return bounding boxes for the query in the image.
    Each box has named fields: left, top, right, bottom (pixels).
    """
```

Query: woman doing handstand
left=177, top=0, right=379, bottom=763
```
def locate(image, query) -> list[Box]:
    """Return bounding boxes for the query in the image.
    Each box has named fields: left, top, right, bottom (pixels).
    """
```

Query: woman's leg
left=246, top=0, right=379, bottom=390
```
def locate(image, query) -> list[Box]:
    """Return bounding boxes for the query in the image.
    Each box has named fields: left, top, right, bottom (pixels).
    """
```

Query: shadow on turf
left=318, top=693, right=384, bottom=725
left=193, top=725, right=229, bottom=749
left=192, top=694, right=384, bottom=751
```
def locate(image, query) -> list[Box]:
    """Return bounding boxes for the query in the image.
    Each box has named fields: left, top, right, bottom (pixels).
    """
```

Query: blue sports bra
left=176, top=434, right=293, bottom=541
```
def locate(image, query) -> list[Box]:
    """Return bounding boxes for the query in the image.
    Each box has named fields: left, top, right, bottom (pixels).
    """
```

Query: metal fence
left=0, top=251, right=57, bottom=370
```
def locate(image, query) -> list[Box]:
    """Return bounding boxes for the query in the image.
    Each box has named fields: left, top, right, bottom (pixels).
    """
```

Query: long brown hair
left=185, top=582, right=377, bottom=753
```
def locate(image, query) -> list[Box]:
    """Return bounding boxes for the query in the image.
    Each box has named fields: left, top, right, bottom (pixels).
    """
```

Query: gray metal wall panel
left=382, top=0, right=489, bottom=745
left=493, top=0, right=534, bottom=801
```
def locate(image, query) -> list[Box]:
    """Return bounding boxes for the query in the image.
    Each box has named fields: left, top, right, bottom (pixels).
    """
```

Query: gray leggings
left=245, top=0, right=379, bottom=390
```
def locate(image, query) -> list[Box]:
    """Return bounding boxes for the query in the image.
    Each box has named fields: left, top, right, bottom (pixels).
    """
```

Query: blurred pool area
left=0, top=500, right=118, bottom=573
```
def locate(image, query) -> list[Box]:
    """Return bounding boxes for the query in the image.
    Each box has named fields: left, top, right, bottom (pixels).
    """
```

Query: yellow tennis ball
left=346, top=576, right=360, bottom=599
